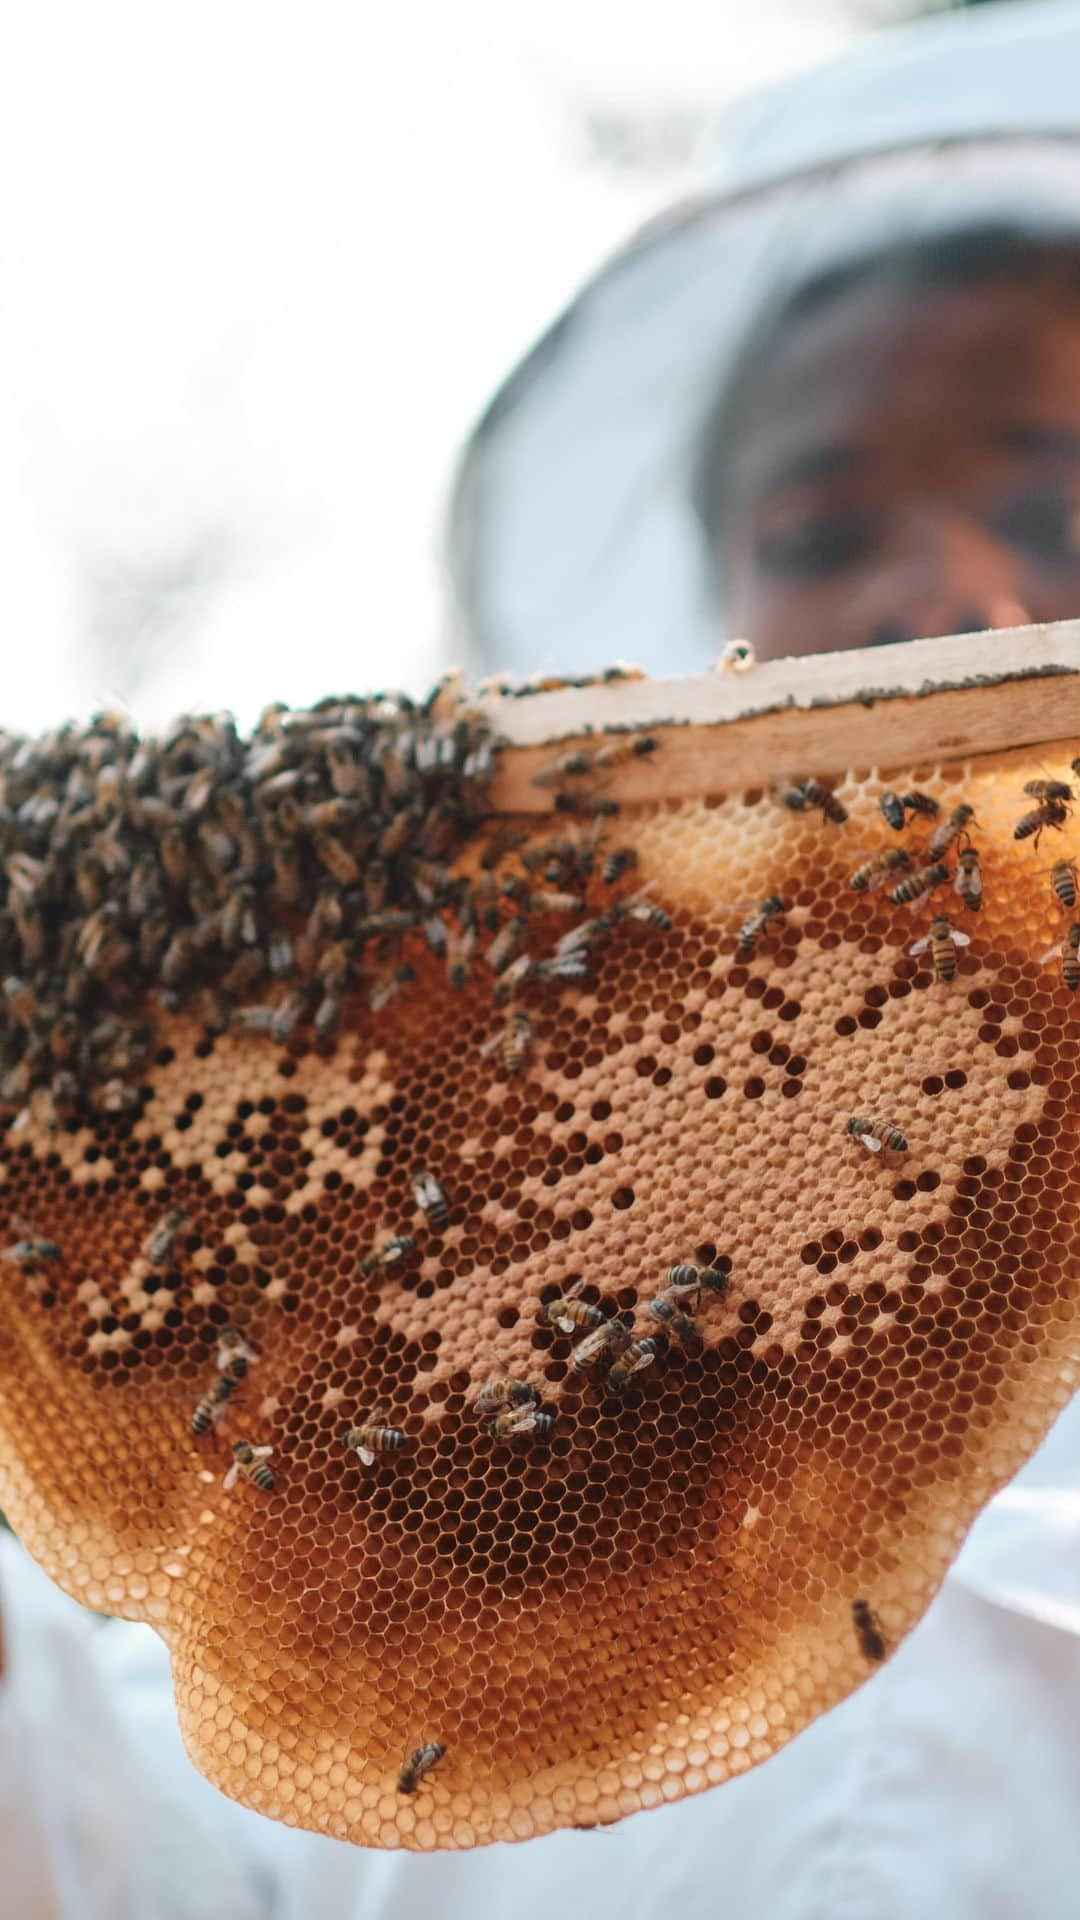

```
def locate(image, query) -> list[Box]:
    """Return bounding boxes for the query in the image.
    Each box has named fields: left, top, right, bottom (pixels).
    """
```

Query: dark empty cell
left=705, top=1077, right=727, bottom=1100
left=835, top=1016, right=857, bottom=1037
left=743, top=1078, right=765, bottom=1100
left=693, top=1044, right=715, bottom=1067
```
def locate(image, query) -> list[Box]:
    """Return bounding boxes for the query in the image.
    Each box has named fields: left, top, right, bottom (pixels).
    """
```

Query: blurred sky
left=1, top=0, right=868, bottom=731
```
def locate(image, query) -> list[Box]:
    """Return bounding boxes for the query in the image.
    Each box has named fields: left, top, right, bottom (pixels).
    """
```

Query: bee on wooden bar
left=647, top=1297, right=701, bottom=1347
left=398, top=1743, right=445, bottom=1794
left=847, top=1116, right=907, bottom=1155
left=1014, top=796, right=1069, bottom=847
left=571, top=1317, right=632, bottom=1375
left=606, top=1338, right=658, bottom=1391
left=540, top=1277, right=604, bottom=1334
left=360, top=1233, right=415, bottom=1277
left=850, top=849, right=911, bottom=893
left=890, top=861, right=949, bottom=908
left=532, top=749, right=593, bottom=789
left=488, top=1404, right=555, bottom=1439
left=954, top=847, right=982, bottom=911
left=342, top=1415, right=407, bottom=1465
left=142, top=1207, right=189, bottom=1267
left=411, top=1168, right=449, bottom=1229
left=472, top=1377, right=537, bottom=1416
left=852, top=1598, right=887, bottom=1662
left=909, top=913, right=971, bottom=982
left=737, top=895, right=787, bottom=955
left=1048, top=858, right=1079, bottom=910
left=1042, top=922, right=1080, bottom=991
left=592, top=735, right=658, bottom=770
left=224, top=1441, right=275, bottom=1493
left=192, top=1372, right=239, bottom=1435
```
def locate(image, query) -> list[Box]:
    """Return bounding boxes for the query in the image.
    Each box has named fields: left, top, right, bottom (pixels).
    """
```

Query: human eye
left=989, top=486, right=1078, bottom=563
left=755, top=512, right=877, bottom=581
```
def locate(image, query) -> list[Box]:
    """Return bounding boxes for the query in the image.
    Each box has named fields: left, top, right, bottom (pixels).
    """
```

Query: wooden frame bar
left=483, top=620, right=1080, bottom=813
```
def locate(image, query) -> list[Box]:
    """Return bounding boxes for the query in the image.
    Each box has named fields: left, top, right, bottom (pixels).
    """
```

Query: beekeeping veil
left=447, top=0, right=1080, bottom=679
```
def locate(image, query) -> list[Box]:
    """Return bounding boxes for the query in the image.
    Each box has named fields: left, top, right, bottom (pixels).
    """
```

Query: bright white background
left=1, top=1, right=875, bottom=732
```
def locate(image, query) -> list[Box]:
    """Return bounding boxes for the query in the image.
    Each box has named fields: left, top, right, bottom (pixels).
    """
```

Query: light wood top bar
left=481, top=621, right=1080, bottom=813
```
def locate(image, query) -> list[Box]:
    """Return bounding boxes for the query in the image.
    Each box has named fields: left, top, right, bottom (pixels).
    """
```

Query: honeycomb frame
left=0, top=629, right=1078, bottom=1849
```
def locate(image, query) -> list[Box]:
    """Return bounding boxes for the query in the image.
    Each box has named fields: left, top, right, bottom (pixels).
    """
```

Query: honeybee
left=398, top=1742, right=445, bottom=1794
left=446, top=922, right=476, bottom=990
left=556, top=915, right=613, bottom=957
left=532, top=749, right=593, bottom=789
left=592, top=735, right=658, bottom=770
left=880, top=790, right=940, bottom=830
left=849, top=848, right=911, bottom=893
left=540, top=1277, right=604, bottom=1333
left=847, top=1116, right=908, bottom=1155
left=411, top=1168, right=449, bottom=1229
left=369, top=963, right=417, bottom=1013
left=2, top=975, right=37, bottom=1026
left=191, top=1371, right=238, bottom=1435
left=613, top=894, right=672, bottom=931
left=142, top=1208, right=189, bottom=1266
left=1048, top=858, right=1079, bottom=910
left=606, top=1337, right=658, bottom=1391
left=852, top=1598, right=887, bottom=1662
left=360, top=1233, right=415, bottom=1277
left=780, top=778, right=847, bottom=824
left=665, top=1260, right=730, bottom=1299
left=2, top=1218, right=61, bottom=1268
left=1014, top=796, right=1069, bottom=846
left=953, top=847, right=982, bottom=910
left=647, top=1297, right=701, bottom=1346
left=224, top=1441, right=275, bottom=1492
left=488, top=1403, right=555, bottom=1438
left=533, top=953, right=590, bottom=986
left=1042, top=922, right=1080, bottom=991
left=486, top=916, right=528, bottom=976
left=342, top=1415, right=407, bottom=1465
left=1023, top=777, right=1073, bottom=803
left=928, top=803, right=976, bottom=858
left=890, top=861, right=949, bottom=908
left=217, top=1327, right=259, bottom=1378
left=909, top=913, right=972, bottom=982
left=481, top=1009, right=533, bottom=1076
left=524, top=891, right=584, bottom=917
left=602, top=847, right=639, bottom=886
left=571, top=1317, right=633, bottom=1374
left=737, top=895, right=787, bottom=955
left=472, top=1377, right=537, bottom=1416
left=553, top=792, right=620, bottom=818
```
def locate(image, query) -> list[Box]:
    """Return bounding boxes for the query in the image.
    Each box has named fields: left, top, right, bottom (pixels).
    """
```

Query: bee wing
left=857, top=1134, right=883, bottom=1152
left=358, top=1446, right=375, bottom=1466
left=564, top=1277, right=586, bottom=1300
left=223, top=1463, right=240, bottom=1490
left=908, top=936, right=931, bottom=956
left=1040, top=945, right=1062, bottom=966
left=479, top=1029, right=502, bottom=1057
left=950, top=930, right=972, bottom=947
left=253, top=1446, right=273, bottom=1463
left=555, top=1315, right=575, bottom=1334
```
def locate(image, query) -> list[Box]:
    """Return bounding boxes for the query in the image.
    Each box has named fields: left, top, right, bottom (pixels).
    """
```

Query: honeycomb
left=0, top=735, right=1077, bottom=1851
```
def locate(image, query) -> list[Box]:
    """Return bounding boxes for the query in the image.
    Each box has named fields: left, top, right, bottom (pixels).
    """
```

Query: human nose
left=849, top=507, right=1032, bottom=647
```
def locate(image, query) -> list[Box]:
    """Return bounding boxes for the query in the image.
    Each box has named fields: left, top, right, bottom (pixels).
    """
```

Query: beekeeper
left=2, top=4, right=1080, bottom=1915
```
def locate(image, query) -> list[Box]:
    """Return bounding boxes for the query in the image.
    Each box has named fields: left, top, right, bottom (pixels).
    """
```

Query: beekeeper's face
left=719, top=275, right=1080, bottom=658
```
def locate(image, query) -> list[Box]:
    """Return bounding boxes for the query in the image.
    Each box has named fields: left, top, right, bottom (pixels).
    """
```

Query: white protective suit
left=4, top=4, right=1080, bottom=1915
